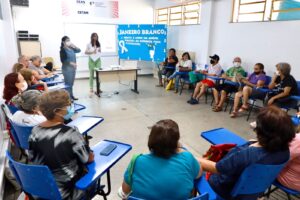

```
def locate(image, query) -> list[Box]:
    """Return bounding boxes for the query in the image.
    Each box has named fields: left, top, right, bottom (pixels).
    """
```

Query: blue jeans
left=169, top=71, right=189, bottom=89
left=62, top=65, right=76, bottom=98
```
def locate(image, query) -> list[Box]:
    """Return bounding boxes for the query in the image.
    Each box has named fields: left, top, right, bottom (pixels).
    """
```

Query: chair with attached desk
left=201, top=128, right=247, bottom=146
left=280, top=81, right=300, bottom=113
left=233, top=75, right=272, bottom=121
left=266, top=180, right=300, bottom=200
left=178, top=62, right=197, bottom=95
left=197, top=161, right=288, bottom=200
left=76, top=140, right=132, bottom=200
left=204, top=70, right=225, bottom=104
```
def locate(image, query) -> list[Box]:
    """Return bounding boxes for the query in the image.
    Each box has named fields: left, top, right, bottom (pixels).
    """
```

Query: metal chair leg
left=247, top=101, right=255, bottom=121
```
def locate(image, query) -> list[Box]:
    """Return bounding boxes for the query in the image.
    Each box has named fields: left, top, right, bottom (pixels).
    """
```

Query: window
left=232, top=0, right=300, bottom=22
left=156, top=1, right=201, bottom=26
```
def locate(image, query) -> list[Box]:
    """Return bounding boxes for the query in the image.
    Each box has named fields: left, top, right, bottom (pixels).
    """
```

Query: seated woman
left=267, top=62, right=298, bottom=107
left=12, top=63, right=25, bottom=73
left=11, top=90, right=46, bottom=126
left=28, top=90, right=94, bottom=200
left=119, top=119, right=202, bottom=200
left=168, top=52, right=193, bottom=93
left=199, top=106, right=295, bottom=199
left=230, top=63, right=267, bottom=118
left=212, top=57, right=246, bottom=112
left=277, top=132, right=300, bottom=191
left=3, top=72, right=28, bottom=104
left=157, top=48, right=178, bottom=87
left=188, top=54, right=222, bottom=105
left=29, top=55, right=53, bottom=80
left=20, top=68, right=48, bottom=91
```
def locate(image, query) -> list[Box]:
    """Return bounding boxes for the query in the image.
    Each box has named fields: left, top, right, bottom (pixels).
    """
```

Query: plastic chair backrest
left=9, top=119, right=33, bottom=149
left=231, top=162, right=287, bottom=197
left=265, top=75, right=272, bottom=86
left=7, top=104, right=19, bottom=115
left=1, top=104, right=20, bottom=146
left=6, top=151, right=62, bottom=200
left=128, top=193, right=209, bottom=200
left=192, top=62, right=196, bottom=71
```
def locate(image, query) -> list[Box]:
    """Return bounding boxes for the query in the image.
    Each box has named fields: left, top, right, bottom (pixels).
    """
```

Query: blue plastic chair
left=291, top=116, right=300, bottom=126
left=6, top=104, right=19, bottom=115
left=243, top=75, right=272, bottom=121
left=282, top=81, right=300, bottom=112
left=205, top=69, right=225, bottom=104
left=6, top=151, right=62, bottom=200
left=197, top=162, right=287, bottom=200
left=267, top=180, right=300, bottom=200
left=9, top=119, right=33, bottom=150
left=74, top=103, right=87, bottom=112
left=128, top=192, right=209, bottom=200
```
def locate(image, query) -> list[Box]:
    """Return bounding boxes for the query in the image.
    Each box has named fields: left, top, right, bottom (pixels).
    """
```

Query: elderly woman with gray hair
left=11, top=90, right=46, bottom=126
left=267, top=62, right=298, bottom=108
left=29, top=55, right=53, bottom=80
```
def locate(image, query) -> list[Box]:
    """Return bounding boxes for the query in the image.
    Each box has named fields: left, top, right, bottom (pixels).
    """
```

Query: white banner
left=62, top=0, right=119, bottom=19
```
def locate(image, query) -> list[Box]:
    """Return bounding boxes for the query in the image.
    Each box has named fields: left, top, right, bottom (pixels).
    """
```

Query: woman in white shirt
left=11, top=90, right=46, bottom=126
left=85, top=33, right=101, bottom=97
left=168, top=52, right=193, bottom=93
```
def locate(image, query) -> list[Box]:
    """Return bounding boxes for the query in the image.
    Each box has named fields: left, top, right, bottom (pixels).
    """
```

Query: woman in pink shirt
left=277, top=133, right=300, bottom=191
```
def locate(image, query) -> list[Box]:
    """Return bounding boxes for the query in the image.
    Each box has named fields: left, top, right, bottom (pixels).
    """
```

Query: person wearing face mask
left=188, top=54, right=222, bottom=105
left=28, top=89, right=94, bottom=200
left=267, top=62, right=298, bottom=107
left=11, top=90, right=46, bottom=126
left=212, top=57, right=246, bottom=112
left=85, top=33, right=102, bottom=97
left=20, top=68, right=48, bottom=91
left=3, top=73, right=28, bottom=104
left=230, top=63, right=267, bottom=118
left=60, top=36, right=81, bottom=101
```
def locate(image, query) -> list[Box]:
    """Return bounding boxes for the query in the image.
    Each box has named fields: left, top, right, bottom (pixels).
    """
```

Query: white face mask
left=233, top=62, right=241, bottom=67
left=275, top=70, right=280, bottom=76
left=65, top=41, right=71, bottom=46
left=20, top=81, right=28, bottom=92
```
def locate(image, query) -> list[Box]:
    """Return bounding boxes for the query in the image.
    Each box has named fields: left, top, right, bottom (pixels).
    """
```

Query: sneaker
left=187, top=98, right=193, bottom=103
left=190, top=98, right=199, bottom=105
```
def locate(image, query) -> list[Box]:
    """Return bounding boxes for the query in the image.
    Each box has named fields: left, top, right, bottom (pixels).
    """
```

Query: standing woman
left=60, top=36, right=81, bottom=101
left=85, top=33, right=101, bottom=97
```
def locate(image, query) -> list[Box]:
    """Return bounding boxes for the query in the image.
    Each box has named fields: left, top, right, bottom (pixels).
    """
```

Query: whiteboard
left=19, top=41, right=42, bottom=57
left=63, top=23, right=117, bottom=56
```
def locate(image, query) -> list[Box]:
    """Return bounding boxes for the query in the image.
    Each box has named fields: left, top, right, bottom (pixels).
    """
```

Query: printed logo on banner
left=117, top=24, right=167, bottom=62
left=62, top=0, right=119, bottom=18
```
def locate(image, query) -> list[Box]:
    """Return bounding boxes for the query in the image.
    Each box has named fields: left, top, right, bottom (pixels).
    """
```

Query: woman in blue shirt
left=119, top=119, right=202, bottom=200
left=60, top=36, right=81, bottom=100
left=199, top=106, right=295, bottom=199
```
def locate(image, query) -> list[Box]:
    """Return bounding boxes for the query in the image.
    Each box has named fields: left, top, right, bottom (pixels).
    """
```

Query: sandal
left=213, top=106, right=222, bottom=112
left=238, top=105, right=249, bottom=113
left=230, top=111, right=238, bottom=118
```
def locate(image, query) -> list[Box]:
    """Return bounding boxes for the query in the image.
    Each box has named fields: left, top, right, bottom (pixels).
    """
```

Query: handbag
left=203, top=143, right=236, bottom=180
left=128, top=154, right=142, bottom=186
left=165, top=79, right=175, bottom=91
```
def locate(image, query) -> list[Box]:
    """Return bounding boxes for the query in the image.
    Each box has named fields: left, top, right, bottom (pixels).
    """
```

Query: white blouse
left=85, top=43, right=101, bottom=61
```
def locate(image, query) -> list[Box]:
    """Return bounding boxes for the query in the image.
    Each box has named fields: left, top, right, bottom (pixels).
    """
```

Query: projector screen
left=63, top=23, right=117, bottom=56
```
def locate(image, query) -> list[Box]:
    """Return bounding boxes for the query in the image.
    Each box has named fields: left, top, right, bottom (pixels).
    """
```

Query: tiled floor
left=4, top=76, right=299, bottom=200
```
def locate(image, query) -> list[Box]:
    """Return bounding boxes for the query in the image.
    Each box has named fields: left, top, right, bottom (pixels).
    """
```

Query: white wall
left=12, top=0, right=155, bottom=77
left=155, top=0, right=300, bottom=80
left=0, top=0, right=19, bottom=87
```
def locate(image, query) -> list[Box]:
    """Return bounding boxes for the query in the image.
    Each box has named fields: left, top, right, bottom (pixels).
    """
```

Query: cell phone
left=100, top=144, right=117, bottom=156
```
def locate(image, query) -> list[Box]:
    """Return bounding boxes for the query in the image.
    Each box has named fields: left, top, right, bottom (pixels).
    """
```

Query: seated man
left=230, top=63, right=266, bottom=118
left=156, top=48, right=178, bottom=87
left=29, top=55, right=53, bottom=80
left=212, top=57, right=246, bottom=112
left=188, top=54, right=222, bottom=105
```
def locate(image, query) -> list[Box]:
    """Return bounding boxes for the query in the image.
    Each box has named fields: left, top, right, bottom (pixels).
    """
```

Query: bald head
left=233, top=57, right=242, bottom=63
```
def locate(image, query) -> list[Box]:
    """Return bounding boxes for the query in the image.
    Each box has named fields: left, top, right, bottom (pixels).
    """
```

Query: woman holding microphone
left=60, top=36, right=81, bottom=100
left=85, top=33, right=101, bottom=97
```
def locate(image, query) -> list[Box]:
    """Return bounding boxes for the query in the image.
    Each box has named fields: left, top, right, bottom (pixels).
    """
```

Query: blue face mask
left=63, top=105, right=75, bottom=120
